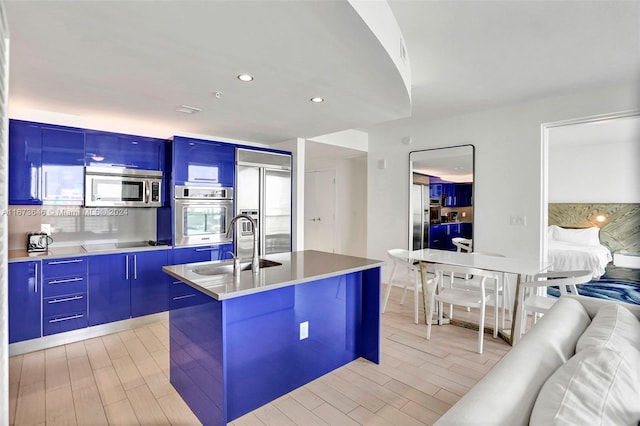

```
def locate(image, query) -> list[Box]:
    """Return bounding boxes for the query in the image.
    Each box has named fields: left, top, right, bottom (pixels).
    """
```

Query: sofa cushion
left=530, top=346, right=640, bottom=426
left=576, top=303, right=640, bottom=353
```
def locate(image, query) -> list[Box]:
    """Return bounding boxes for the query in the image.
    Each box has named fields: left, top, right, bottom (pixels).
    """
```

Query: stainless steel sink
left=192, top=259, right=282, bottom=276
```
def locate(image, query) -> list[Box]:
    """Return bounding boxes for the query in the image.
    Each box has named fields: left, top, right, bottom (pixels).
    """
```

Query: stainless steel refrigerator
left=235, top=148, right=292, bottom=259
left=412, top=184, right=430, bottom=250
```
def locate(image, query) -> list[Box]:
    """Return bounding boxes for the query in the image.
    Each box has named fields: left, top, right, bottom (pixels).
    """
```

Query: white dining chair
left=382, top=249, right=423, bottom=324
left=452, top=237, right=473, bottom=253
left=519, top=269, right=592, bottom=337
left=426, top=263, right=501, bottom=354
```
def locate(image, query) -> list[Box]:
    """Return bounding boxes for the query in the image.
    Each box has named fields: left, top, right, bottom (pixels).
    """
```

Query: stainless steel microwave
left=85, top=166, right=162, bottom=207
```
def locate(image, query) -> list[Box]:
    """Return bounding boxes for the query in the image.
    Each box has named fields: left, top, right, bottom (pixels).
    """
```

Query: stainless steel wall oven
left=174, top=185, right=233, bottom=247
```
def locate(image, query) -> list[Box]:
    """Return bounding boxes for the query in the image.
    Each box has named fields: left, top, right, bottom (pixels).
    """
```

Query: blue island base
left=169, top=268, right=381, bottom=425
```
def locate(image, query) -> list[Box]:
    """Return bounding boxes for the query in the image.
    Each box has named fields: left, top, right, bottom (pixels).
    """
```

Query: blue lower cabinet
left=88, top=254, right=131, bottom=326
left=8, top=261, right=42, bottom=343
left=172, top=243, right=234, bottom=264
left=43, top=310, right=88, bottom=336
left=131, top=250, right=170, bottom=318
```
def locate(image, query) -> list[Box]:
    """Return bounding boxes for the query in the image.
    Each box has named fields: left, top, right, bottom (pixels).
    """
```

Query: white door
left=305, top=169, right=336, bottom=253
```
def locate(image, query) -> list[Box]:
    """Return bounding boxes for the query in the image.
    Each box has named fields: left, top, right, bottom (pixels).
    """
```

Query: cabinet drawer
left=42, top=257, right=86, bottom=278
left=43, top=311, right=88, bottom=336
left=43, top=293, right=87, bottom=317
left=169, top=280, right=206, bottom=310
left=43, top=276, right=87, bottom=297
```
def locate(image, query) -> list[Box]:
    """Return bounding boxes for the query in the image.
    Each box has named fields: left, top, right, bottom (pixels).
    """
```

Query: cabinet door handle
left=48, top=295, right=84, bottom=304
left=49, top=277, right=83, bottom=285
left=34, top=263, right=39, bottom=293
left=173, top=294, right=196, bottom=300
left=49, top=313, right=84, bottom=323
left=193, top=177, right=218, bottom=182
left=125, top=255, right=129, bottom=280
left=194, top=248, right=216, bottom=252
left=134, top=255, right=137, bottom=280
left=48, top=259, right=84, bottom=265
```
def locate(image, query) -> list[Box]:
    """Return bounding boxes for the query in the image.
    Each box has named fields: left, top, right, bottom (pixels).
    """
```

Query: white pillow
left=552, top=226, right=600, bottom=246
left=576, top=303, right=640, bottom=353
left=530, top=347, right=640, bottom=426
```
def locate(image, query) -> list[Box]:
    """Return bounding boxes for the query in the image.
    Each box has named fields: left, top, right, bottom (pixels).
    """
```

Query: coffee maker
left=27, top=232, right=53, bottom=253
left=449, top=211, right=459, bottom=222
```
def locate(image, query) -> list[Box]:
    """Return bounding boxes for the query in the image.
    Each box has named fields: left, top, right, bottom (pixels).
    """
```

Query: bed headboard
left=548, top=203, right=640, bottom=253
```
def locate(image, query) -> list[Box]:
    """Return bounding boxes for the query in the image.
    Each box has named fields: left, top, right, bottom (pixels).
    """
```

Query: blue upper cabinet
left=173, top=137, right=235, bottom=186
left=85, top=131, right=167, bottom=171
left=9, top=120, right=42, bottom=205
left=41, top=126, right=85, bottom=205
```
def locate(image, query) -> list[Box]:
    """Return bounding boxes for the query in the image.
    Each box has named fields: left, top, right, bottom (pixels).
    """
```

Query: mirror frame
left=408, top=145, right=475, bottom=251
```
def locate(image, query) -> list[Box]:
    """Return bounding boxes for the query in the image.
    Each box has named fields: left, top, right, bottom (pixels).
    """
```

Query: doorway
left=304, top=169, right=336, bottom=253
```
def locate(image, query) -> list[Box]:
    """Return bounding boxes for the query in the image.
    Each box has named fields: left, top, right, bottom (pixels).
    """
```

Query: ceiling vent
left=175, top=105, right=202, bottom=114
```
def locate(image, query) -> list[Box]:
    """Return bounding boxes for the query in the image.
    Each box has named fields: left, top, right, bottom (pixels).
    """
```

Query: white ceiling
left=5, top=0, right=640, bottom=146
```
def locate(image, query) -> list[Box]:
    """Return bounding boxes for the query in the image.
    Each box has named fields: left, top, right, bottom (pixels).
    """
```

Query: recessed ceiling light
left=175, top=105, right=202, bottom=114
left=310, top=97, right=324, bottom=103
left=237, top=74, right=254, bottom=82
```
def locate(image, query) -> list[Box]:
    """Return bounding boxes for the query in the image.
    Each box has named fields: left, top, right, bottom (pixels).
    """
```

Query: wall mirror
left=409, top=145, right=475, bottom=251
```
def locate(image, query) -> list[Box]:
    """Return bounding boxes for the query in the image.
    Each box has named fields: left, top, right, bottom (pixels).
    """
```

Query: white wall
left=549, top=139, right=640, bottom=203
left=366, top=81, right=640, bottom=278
left=306, top=155, right=367, bottom=257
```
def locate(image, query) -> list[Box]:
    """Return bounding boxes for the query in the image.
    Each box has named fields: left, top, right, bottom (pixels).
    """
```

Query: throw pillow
left=530, top=347, right=640, bottom=426
left=576, top=303, right=640, bottom=353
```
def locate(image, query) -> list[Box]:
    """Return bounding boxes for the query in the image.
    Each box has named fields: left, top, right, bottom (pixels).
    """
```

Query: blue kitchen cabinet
left=8, top=261, right=42, bottom=343
left=461, top=222, right=473, bottom=239
left=88, top=254, right=131, bottom=326
left=131, top=250, right=170, bottom=318
left=173, top=137, right=235, bottom=186
left=442, top=183, right=456, bottom=207
left=429, top=183, right=442, bottom=199
left=41, top=126, right=85, bottom=205
left=172, top=243, right=234, bottom=265
left=85, top=130, right=167, bottom=171
left=9, top=120, right=42, bottom=205
left=41, top=257, right=88, bottom=336
left=429, top=225, right=448, bottom=250
left=452, top=183, right=472, bottom=207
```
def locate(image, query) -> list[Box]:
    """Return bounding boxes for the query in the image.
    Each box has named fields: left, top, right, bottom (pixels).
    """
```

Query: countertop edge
left=163, top=253, right=384, bottom=301
left=8, top=244, right=173, bottom=262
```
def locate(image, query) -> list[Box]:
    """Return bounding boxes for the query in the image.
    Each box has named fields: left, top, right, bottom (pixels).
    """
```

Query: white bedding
left=548, top=240, right=613, bottom=278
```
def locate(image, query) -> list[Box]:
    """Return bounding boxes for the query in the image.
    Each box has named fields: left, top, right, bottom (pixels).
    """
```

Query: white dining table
left=409, top=248, right=552, bottom=345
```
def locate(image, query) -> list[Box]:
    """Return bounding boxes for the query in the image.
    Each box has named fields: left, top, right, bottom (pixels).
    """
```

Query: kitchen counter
left=166, top=249, right=382, bottom=425
left=163, top=249, right=384, bottom=300
left=8, top=242, right=171, bottom=262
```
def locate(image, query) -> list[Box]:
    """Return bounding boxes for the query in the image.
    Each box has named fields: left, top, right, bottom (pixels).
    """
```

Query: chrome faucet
left=226, top=214, right=259, bottom=274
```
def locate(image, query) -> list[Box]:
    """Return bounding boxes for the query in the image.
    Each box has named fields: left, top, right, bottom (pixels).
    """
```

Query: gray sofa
left=435, top=295, right=640, bottom=425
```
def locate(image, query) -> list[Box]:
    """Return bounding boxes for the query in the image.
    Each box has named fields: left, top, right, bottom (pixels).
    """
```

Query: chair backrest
left=387, top=248, right=419, bottom=270
left=452, top=238, right=473, bottom=253
left=525, top=270, right=592, bottom=295
left=433, top=263, right=501, bottom=292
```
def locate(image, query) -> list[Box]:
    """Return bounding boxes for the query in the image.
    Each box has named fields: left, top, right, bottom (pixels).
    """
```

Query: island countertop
left=163, top=249, right=384, bottom=300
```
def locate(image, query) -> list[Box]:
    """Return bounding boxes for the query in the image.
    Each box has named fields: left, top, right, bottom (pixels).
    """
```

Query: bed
left=547, top=225, right=613, bottom=278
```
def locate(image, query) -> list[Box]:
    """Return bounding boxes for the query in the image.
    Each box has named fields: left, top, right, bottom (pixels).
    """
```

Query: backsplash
left=548, top=203, right=640, bottom=253
left=7, top=205, right=158, bottom=250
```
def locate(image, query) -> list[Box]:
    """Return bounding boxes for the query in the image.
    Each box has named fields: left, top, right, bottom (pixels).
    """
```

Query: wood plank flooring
left=9, top=286, right=510, bottom=425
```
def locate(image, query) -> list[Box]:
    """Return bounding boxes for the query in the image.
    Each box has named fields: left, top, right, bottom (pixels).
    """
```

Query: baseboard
left=9, top=312, right=168, bottom=356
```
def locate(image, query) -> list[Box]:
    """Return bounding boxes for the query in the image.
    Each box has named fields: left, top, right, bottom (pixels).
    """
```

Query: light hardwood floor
left=9, top=285, right=510, bottom=425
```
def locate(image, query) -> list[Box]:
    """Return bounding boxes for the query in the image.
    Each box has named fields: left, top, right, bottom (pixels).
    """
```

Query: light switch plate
left=299, top=321, right=309, bottom=340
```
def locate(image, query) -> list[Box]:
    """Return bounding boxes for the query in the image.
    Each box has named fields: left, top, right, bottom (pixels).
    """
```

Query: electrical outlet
left=509, top=216, right=527, bottom=226
left=299, top=321, right=309, bottom=340
left=41, top=224, right=51, bottom=235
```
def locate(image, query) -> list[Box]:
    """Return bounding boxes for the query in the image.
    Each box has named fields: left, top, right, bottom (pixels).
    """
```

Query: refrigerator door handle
left=259, top=168, right=266, bottom=256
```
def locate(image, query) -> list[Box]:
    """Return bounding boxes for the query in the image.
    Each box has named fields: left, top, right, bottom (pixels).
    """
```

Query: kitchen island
left=163, top=250, right=383, bottom=426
